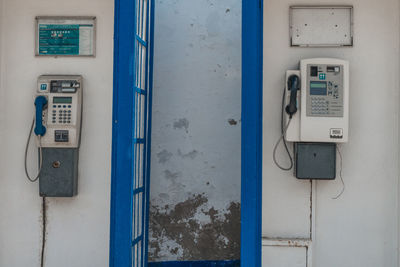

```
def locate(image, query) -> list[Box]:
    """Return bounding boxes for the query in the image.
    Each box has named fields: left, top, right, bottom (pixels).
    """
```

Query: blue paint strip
left=144, top=1, right=155, bottom=265
left=148, top=260, right=240, bottom=267
left=241, top=0, right=263, bottom=267
left=109, top=0, right=136, bottom=266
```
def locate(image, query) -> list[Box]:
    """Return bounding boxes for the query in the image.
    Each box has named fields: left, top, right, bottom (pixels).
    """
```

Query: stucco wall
left=263, top=0, right=399, bottom=266
left=0, top=0, right=113, bottom=266
left=149, top=0, right=242, bottom=262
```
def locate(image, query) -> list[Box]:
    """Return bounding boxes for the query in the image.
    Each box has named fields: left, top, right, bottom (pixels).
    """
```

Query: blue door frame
left=109, top=0, right=155, bottom=266
left=241, top=0, right=263, bottom=266
left=110, top=0, right=262, bottom=266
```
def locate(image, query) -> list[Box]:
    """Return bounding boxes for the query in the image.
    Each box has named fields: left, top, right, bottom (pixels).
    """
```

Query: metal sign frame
left=35, top=16, right=97, bottom=57
left=289, top=6, right=354, bottom=47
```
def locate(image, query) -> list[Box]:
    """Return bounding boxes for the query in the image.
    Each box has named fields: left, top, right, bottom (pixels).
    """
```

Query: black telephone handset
left=285, top=75, right=299, bottom=118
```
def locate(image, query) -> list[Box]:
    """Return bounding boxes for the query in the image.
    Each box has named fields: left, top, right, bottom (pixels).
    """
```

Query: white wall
left=0, top=0, right=114, bottom=266
left=263, top=0, right=399, bottom=266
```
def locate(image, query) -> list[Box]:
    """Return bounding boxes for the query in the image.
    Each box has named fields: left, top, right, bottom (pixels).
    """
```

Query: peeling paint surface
left=150, top=0, right=241, bottom=262
left=149, top=194, right=240, bottom=261
left=227, top=119, right=238, bottom=126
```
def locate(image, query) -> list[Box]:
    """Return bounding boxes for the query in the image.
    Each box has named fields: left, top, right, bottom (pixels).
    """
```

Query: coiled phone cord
left=24, top=118, right=43, bottom=182
left=273, top=119, right=293, bottom=170
left=272, top=85, right=294, bottom=171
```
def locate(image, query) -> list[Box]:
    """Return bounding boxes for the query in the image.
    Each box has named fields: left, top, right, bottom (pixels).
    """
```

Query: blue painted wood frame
left=241, top=0, right=263, bottom=267
left=110, top=0, right=136, bottom=265
left=144, top=0, right=155, bottom=265
left=110, top=0, right=261, bottom=264
left=110, top=0, right=155, bottom=265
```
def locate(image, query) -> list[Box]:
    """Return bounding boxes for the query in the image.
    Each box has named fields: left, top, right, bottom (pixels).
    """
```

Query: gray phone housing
left=294, top=143, right=336, bottom=179
left=39, top=148, right=78, bottom=197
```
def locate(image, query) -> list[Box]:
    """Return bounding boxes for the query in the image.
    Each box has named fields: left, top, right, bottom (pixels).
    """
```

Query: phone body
left=285, top=58, right=349, bottom=143
left=34, top=75, right=83, bottom=197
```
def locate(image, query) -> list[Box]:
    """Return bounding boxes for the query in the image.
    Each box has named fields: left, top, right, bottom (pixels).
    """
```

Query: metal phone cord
left=24, top=118, right=43, bottom=182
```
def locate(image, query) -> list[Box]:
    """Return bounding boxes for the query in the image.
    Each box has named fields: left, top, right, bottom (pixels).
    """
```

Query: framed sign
left=35, top=16, right=96, bottom=57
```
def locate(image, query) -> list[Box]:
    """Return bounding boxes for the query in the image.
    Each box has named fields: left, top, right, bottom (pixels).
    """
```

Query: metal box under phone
left=294, top=143, right=336, bottom=179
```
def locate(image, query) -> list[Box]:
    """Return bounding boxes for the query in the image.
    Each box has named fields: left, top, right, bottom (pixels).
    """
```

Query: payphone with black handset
left=25, top=75, right=82, bottom=196
left=273, top=58, right=349, bottom=179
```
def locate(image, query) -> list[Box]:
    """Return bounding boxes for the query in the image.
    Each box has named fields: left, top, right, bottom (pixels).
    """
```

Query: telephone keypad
left=311, top=97, right=329, bottom=115
left=51, top=106, right=73, bottom=125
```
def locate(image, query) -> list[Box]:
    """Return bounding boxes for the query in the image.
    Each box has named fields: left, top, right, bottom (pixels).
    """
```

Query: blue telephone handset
left=34, top=96, right=48, bottom=136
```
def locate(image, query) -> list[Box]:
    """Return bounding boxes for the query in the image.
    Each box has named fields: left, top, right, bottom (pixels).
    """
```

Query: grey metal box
left=39, top=148, right=78, bottom=197
left=294, top=143, right=336, bottom=179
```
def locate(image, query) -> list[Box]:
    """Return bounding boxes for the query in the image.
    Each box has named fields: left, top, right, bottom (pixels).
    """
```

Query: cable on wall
left=40, top=197, right=47, bottom=267
left=332, top=145, right=345, bottom=199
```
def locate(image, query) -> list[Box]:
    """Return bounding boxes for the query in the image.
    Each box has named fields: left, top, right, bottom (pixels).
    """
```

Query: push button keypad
left=51, top=104, right=72, bottom=124
left=311, top=97, right=329, bottom=115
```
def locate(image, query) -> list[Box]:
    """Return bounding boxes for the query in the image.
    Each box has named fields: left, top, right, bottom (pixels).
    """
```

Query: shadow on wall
left=149, top=194, right=240, bottom=261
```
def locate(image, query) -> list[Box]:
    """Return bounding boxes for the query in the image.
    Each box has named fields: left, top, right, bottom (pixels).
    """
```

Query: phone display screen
left=53, top=97, right=72, bottom=104
left=310, top=81, right=327, bottom=95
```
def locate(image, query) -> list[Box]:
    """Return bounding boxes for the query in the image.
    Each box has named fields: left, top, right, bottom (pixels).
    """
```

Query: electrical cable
left=41, top=197, right=46, bottom=267
left=332, top=145, right=345, bottom=199
left=272, top=86, right=294, bottom=171
left=24, top=118, right=43, bottom=182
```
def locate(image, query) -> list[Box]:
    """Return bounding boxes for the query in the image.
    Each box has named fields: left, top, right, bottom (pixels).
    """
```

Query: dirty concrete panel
left=149, top=194, right=240, bottom=261
left=150, top=0, right=242, bottom=262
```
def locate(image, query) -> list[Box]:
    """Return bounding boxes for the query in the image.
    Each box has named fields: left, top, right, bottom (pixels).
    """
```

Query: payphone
left=25, top=75, right=82, bottom=196
left=274, top=58, right=349, bottom=179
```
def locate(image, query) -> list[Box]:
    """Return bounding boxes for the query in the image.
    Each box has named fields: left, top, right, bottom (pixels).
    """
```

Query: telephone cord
left=272, top=84, right=294, bottom=171
left=24, top=119, right=43, bottom=182
left=332, top=145, right=345, bottom=199
left=273, top=118, right=293, bottom=171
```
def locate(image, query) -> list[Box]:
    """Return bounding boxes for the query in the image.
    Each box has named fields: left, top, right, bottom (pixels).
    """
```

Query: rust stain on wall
left=149, top=194, right=240, bottom=261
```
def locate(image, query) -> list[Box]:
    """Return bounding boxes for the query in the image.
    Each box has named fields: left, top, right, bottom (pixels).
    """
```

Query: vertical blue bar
left=110, top=0, right=136, bottom=266
left=139, top=0, right=149, bottom=265
left=241, top=0, right=263, bottom=267
left=144, top=0, right=155, bottom=265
